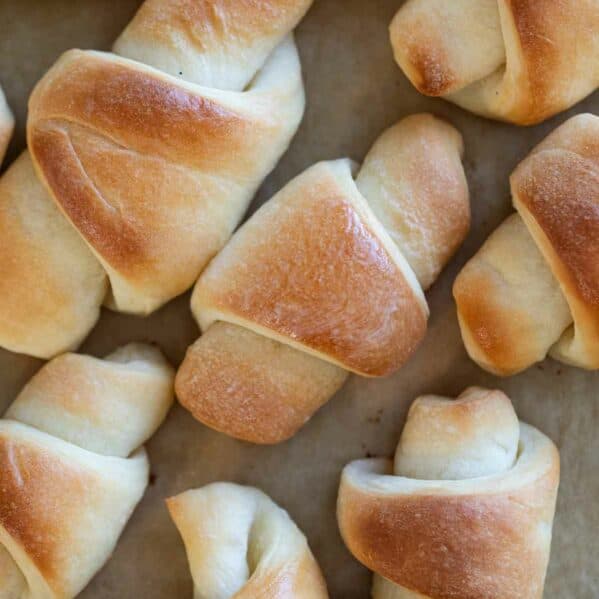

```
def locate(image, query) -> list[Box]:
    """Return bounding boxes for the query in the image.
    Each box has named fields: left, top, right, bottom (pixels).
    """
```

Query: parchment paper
left=0, top=1, right=597, bottom=597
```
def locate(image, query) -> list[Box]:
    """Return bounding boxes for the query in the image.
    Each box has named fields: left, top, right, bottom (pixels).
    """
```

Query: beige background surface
left=0, top=1, right=597, bottom=597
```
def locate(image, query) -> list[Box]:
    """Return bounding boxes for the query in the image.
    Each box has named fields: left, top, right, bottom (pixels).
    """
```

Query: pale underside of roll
left=175, top=113, right=470, bottom=444
left=0, top=0, right=313, bottom=360
left=0, top=85, right=13, bottom=165
left=390, top=0, right=599, bottom=125
left=167, top=483, right=329, bottom=598
left=454, top=113, right=599, bottom=376
left=337, top=387, right=560, bottom=599
left=0, top=343, right=174, bottom=599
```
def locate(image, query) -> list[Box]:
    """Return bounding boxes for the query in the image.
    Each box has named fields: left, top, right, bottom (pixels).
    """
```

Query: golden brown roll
left=167, top=483, right=329, bottom=598
left=0, top=343, right=174, bottom=598
left=454, top=113, right=599, bottom=375
left=338, top=387, right=560, bottom=599
left=0, top=0, right=312, bottom=359
left=0, top=85, right=13, bottom=164
left=176, top=113, right=470, bottom=443
left=390, top=0, right=599, bottom=125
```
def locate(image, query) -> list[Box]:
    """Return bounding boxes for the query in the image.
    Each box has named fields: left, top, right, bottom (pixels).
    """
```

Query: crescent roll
left=0, top=0, right=313, bottom=359
left=454, top=113, right=599, bottom=375
left=0, top=344, right=174, bottom=598
left=390, top=0, right=599, bottom=125
left=338, top=387, right=560, bottom=599
left=167, top=483, right=328, bottom=598
left=176, top=113, right=470, bottom=443
left=0, top=85, right=13, bottom=164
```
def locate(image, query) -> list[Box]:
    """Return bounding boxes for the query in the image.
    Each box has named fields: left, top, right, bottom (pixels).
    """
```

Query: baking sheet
left=0, top=1, right=597, bottom=597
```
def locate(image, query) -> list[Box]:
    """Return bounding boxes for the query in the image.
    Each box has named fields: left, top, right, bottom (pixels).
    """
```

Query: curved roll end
left=6, top=343, right=174, bottom=457
left=175, top=322, right=347, bottom=444
left=356, top=113, right=469, bottom=290
left=0, top=151, right=108, bottom=359
left=167, top=483, right=329, bottom=598
left=27, top=33, right=308, bottom=319
left=455, top=114, right=599, bottom=375
left=0, top=421, right=150, bottom=599
left=511, top=113, right=599, bottom=369
left=453, top=210, right=573, bottom=377
left=0, top=342, right=171, bottom=598
left=394, top=387, right=519, bottom=480
left=0, top=85, right=13, bottom=165
left=338, top=388, right=559, bottom=599
left=390, top=0, right=505, bottom=97
left=391, top=0, right=599, bottom=124
left=0, top=344, right=173, bottom=597
left=452, top=214, right=556, bottom=376
left=113, top=0, right=313, bottom=90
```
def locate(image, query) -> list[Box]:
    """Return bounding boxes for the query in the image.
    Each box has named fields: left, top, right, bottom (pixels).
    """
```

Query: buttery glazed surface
left=193, top=159, right=428, bottom=377
left=177, top=114, right=470, bottom=443
left=28, top=42, right=305, bottom=315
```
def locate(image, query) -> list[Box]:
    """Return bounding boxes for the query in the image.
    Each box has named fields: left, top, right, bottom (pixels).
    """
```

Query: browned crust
left=454, top=115, right=599, bottom=372
left=27, top=51, right=247, bottom=274
left=453, top=262, right=544, bottom=376
left=175, top=322, right=348, bottom=444
left=194, top=163, right=428, bottom=376
left=25, top=46, right=304, bottom=310
left=512, top=114, right=599, bottom=362
left=515, top=154, right=599, bottom=322
left=0, top=432, right=93, bottom=589
left=338, top=459, right=559, bottom=599
left=402, top=386, right=516, bottom=447
left=388, top=2, right=460, bottom=96
left=393, top=36, right=456, bottom=97
left=513, top=130, right=599, bottom=307
left=391, top=0, right=599, bottom=124
left=28, top=52, right=249, bottom=172
left=29, top=124, right=150, bottom=273
left=389, top=1, right=504, bottom=98
left=504, top=0, right=598, bottom=124
left=504, top=0, right=559, bottom=123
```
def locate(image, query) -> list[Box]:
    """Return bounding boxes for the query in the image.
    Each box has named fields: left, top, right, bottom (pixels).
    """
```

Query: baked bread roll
left=0, top=0, right=312, bottom=359
left=338, top=387, right=560, bottom=599
left=176, top=113, right=470, bottom=443
left=454, top=113, right=599, bottom=375
left=0, top=85, right=13, bottom=164
left=390, top=0, right=599, bottom=125
left=167, top=483, right=328, bottom=598
left=0, top=343, right=174, bottom=598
